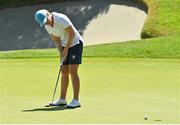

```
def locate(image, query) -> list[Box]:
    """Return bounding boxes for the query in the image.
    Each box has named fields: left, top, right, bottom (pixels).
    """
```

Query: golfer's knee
left=61, top=68, right=69, bottom=76
left=69, top=68, right=78, bottom=77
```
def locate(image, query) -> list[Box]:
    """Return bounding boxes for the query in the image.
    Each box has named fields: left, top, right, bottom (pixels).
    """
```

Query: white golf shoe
left=66, top=99, right=81, bottom=108
left=50, top=98, right=67, bottom=106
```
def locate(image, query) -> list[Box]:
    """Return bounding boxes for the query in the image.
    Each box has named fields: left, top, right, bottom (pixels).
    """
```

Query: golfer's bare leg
left=69, top=64, right=80, bottom=100
left=60, top=65, right=69, bottom=99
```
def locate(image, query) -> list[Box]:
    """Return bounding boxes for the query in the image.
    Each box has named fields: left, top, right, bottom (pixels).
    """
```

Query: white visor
left=43, top=17, right=47, bottom=25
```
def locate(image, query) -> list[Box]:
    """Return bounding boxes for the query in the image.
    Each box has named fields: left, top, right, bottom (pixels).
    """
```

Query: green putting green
left=0, top=58, right=179, bottom=123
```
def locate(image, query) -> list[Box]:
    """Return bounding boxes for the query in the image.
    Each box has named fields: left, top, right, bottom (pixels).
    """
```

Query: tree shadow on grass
left=22, top=106, right=76, bottom=112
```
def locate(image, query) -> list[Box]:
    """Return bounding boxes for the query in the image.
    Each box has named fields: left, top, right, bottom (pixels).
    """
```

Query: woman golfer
left=35, top=9, right=83, bottom=108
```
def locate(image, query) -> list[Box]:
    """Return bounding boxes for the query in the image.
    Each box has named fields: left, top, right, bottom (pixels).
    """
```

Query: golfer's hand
left=62, top=47, right=69, bottom=61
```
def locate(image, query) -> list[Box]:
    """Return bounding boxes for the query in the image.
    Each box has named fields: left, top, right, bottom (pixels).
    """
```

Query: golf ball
left=144, top=115, right=148, bottom=120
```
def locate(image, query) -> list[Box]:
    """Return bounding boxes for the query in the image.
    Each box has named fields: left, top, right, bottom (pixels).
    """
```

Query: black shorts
left=63, top=40, right=83, bottom=65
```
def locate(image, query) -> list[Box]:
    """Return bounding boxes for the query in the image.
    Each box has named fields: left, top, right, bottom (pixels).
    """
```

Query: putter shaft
left=51, top=59, right=63, bottom=103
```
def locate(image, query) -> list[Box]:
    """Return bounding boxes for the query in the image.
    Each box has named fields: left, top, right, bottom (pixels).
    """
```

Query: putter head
left=44, top=103, right=55, bottom=107
left=44, top=103, right=66, bottom=107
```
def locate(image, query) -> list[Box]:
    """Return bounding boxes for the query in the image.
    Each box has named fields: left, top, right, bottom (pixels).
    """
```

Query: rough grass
left=83, top=35, right=180, bottom=58
left=140, top=0, right=180, bottom=38
left=0, top=35, right=180, bottom=59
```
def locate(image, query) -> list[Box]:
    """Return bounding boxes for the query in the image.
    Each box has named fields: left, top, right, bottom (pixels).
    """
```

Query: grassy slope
left=0, top=58, right=180, bottom=123
left=141, top=0, right=180, bottom=37
left=0, top=0, right=180, bottom=59
left=0, top=35, right=180, bottom=59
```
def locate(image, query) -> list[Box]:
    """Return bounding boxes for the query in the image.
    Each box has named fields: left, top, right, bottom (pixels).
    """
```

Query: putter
left=45, top=59, right=64, bottom=107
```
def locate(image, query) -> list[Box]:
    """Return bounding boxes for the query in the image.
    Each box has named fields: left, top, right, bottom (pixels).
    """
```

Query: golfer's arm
left=50, top=34, right=62, bottom=56
left=65, top=25, right=75, bottom=48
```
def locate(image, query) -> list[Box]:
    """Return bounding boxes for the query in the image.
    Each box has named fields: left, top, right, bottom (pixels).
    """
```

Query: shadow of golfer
left=22, top=106, right=75, bottom=112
